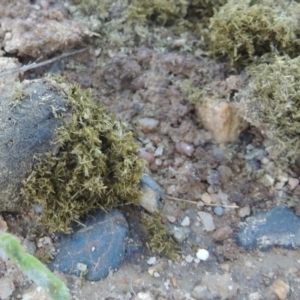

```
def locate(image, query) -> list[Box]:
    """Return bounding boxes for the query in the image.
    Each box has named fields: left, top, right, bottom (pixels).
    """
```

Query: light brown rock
left=196, top=98, right=248, bottom=143
left=213, top=225, right=233, bottom=242
left=270, top=279, right=290, bottom=300
left=1, top=18, right=91, bottom=57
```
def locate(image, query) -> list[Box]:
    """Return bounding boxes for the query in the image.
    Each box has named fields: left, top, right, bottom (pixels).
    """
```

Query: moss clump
left=209, top=0, right=300, bottom=68
left=142, top=211, right=180, bottom=260
left=10, top=82, right=28, bottom=107
left=22, top=84, right=144, bottom=233
left=236, top=55, right=300, bottom=164
left=127, top=0, right=227, bottom=35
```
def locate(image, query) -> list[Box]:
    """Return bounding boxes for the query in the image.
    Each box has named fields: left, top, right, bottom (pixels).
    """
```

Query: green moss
left=10, top=82, right=28, bottom=107
left=142, top=211, right=180, bottom=260
left=209, top=0, right=300, bottom=69
left=237, top=55, right=300, bottom=165
left=22, top=84, right=145, bottom=233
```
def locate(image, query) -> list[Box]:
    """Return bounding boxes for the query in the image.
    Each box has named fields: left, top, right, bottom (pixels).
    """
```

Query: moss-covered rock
left=21, top=80, right=145, bottom=232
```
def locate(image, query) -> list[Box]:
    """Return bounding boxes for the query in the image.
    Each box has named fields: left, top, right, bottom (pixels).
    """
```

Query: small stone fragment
left=249, top=292, right=263, bottom=300
left=175, top=141, right=195, bottom=157
left=136, top=118, right=159, bottom=133
left=148, top=260, right=165, bottom=276
left=198, top=211, right=216, bottom=232
left=185, top=254, right=194, bottom=263
left=139, top=174, right=164, bottom=213
left=133, top=292, right=155, bottom=300
left=259, top=174, right=275, bottom=187
left=167, top=224, right=191, bottom=243
left=217, top=165, right=233, bottom=183
left=0, top=277, right=15, bottom=300
left=245, top=148, right=267, bottom=161
left=138, top=149, right=155, bottom=164
left=213, top=206, right=224, bottom=216
left=147, top=257, right=156, bottom=265
left=201, top=192, right=212, bottom=204
left=195, top=98, right=248, bottom=143
left=270, top=279, right=290, bottom=300
left=213, top=226, right=233, bottom=242
left=140, top=186, right=161, bottom=214
left=154, top=145, right=164, bottom=156
left=288, top=177, right=299, bottom=190
left=181, top=216, right=190, bottom=227
left=239, top=205, right=251, bottom=218
left=196, top=249, right=209, bottom=261
left=166, top=215, right=176, bottom=223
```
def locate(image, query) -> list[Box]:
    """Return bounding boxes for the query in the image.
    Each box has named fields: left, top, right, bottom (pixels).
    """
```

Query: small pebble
left=201, top=193, right=212, bottom=204
left=138, top=149, right=155, bottom=164
left=217, top=165, right=233, bottom=183
left=196, top=249, right=209, bottom=261
left=175, top=141, right=194, bottom=157
left=166, top=215, right=176, bottom=223
left=239, top=205, right=251, bottom=218
left=167, top=225, right=191, bottom=243
left=212, top=225, right=233, bottom=242
left=249, top=292, right=263, bottom=300
left=154, top=146, right=164, bottom=156
left=274, top=181, right=285, bottom=190
left=136, top=118, right=159, bottom=133
left=154, top=158, right=162, bottom=166
left=198, top=211, right=216, bottom=232
left=147, top=257, right=156, bottom=265
left=270, top=279, right=290, bottom=300
left=185, top=255, right=194, bottom=263
left=181, top=216, right=190, bottom=227
left=213, top=206, right=224, bottom=216
left=133, top=292, right=155, bottom=300
left=153, top=272, right=160, bottom=278
left=288, top=177, right=299, bottom=190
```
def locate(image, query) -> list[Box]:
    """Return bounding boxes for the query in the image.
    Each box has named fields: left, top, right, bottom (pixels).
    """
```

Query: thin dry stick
left=164, top=195, right=239, bottom=208
left=0, top=48, right=88, bottom=77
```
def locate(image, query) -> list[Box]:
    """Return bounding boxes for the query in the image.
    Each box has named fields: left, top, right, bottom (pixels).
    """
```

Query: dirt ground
left=1, top=1, right=300, bottom=299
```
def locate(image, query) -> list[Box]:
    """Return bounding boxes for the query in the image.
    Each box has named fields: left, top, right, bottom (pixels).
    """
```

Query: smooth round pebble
left=213, top=206, right=224, bottom=216
left=196, top=249, right=209, bottom=261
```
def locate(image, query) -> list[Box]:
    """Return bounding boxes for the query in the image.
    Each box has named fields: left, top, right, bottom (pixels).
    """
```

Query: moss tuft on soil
left=236, top=55, right=300, bottom=165
left=209, top=0, right=300, bottom=69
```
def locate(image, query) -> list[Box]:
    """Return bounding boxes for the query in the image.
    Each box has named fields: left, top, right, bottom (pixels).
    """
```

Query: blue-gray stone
left=245, top=147, right=266, bottom=161
left=213, top=206, right=224, bottom=216
left=49, top=209, right=128, bottom=281
left=140, top=174, right=164, bottom=199
left=237, top=205, right=300, bottom=250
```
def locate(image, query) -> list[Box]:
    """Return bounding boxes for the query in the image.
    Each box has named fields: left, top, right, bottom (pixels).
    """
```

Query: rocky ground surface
left=0, top=1, right=300, bottom=300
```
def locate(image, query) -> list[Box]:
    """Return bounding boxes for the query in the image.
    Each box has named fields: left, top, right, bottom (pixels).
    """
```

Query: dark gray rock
left=0, top=79, right=71, bottom=212
left=49, top=209, right=129, bottom=281
left=237, top=205, right=300, bottom=250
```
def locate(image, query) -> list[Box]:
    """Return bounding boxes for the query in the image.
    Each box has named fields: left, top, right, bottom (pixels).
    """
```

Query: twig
left=163, top=195, right=239, bottom=209
left=0, top=48, right=88, bottom=77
